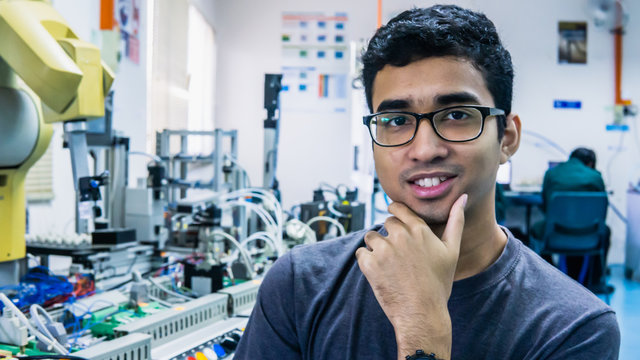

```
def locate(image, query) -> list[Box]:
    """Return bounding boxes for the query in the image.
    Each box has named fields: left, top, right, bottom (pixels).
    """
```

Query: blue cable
left=0, top=266, right=73, bottom=310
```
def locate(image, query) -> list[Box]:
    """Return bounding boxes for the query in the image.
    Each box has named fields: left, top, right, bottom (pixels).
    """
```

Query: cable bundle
left=0, top=266, right=73, bottom=311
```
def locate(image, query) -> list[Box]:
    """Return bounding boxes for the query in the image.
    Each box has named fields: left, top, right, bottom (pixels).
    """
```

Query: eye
left=379, top=114, right=410, bottom=127
left=443, top=110, right=471, bottom=121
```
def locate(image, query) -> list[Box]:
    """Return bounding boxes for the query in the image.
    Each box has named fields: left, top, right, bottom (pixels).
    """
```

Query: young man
left=235, top=5, right=619, bottom=359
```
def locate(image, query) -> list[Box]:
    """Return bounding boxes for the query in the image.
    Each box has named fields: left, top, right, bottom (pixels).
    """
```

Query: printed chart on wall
left=281, top=12, right=350, bottom=114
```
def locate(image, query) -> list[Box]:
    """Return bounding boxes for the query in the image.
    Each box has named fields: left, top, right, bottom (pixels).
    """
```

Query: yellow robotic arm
left=0, top=0, right=114, bottom=263
left=0, top=0, right=114, bottom=123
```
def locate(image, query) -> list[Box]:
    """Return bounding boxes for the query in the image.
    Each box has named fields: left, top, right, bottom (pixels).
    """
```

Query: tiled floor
left=600, top=264, right=640, bottom=359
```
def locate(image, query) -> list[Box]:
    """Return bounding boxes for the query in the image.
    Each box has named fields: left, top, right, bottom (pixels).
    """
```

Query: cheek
left=464, top=145, right=500, bottom=191
left=373, top=148, right=402, bottom=190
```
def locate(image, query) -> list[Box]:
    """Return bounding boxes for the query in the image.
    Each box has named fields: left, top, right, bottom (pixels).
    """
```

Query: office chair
left=529, top=191, right=611, bottom=303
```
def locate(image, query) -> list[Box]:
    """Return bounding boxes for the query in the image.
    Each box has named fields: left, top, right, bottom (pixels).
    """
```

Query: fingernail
left=462, top=194, right=468, bottom=208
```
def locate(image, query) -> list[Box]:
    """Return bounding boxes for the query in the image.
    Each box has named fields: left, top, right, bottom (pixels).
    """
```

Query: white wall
left=28, top=0, right=150, bottom=234
left=210, top=0, right=640, bottom=263
left=27, top=0, right=639, bottom=263
left=212, top=0, right=378, bottom=210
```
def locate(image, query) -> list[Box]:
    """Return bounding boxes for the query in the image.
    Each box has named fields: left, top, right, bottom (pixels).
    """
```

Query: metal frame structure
left=155, top=129, right=240, bottom=204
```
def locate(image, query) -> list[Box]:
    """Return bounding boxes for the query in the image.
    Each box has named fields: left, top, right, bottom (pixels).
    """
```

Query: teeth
left=414, top=177, right=447, bottom=188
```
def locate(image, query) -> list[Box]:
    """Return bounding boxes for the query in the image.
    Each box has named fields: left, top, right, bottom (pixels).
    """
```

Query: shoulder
left=512, top=241, right=618, bottom=334
left=515, top=242, right=610, bottom=311
left=515, top=245, right=620, bottom=356
left=499, top=236, right=619, bottom=356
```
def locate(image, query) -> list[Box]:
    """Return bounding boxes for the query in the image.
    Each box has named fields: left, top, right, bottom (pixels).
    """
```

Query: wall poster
left=280, top=12, right=349, bottom=114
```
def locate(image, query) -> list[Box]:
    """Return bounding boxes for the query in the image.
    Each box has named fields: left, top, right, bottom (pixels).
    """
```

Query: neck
left=453, top=203, right=508, bottom=281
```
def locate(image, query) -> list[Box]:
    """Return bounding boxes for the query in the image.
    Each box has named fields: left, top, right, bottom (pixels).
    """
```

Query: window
left=147, top=0, right=216, bottom=155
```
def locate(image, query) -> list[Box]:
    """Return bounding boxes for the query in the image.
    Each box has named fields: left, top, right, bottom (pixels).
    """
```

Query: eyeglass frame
left=362, top=105, right=506, bottom=147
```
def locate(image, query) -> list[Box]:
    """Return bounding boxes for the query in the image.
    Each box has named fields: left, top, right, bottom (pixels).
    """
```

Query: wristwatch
left=405, top=350, right=440, bottom=360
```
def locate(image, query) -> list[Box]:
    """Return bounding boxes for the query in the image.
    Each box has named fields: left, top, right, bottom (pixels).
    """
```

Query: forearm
left=393, top=305, right=452, bottom=360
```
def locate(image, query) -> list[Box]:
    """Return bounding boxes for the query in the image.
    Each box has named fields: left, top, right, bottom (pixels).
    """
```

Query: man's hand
left=355, top=194, right=467, bottom=360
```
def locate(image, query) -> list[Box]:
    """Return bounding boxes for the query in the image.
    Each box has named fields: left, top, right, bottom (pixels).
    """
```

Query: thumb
left=442, top=193, right=467, bottom=250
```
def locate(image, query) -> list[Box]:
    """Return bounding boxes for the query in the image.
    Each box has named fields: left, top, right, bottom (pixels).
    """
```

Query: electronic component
left=26, top=243, right=154, bottom=289
left=114, top=293, right=228, bottom=347
left=151, top=317, right=247, bottom=360
left=0, top=307, right=28, bottom=347
left=300, top=200, right=365, bottom=240
left=184, top=262, right=224, bottom=296
left=130, top=273, right=150, bottom=305
left=92, top=228, right=137, bottom=246
left=125, top=187, right=167, bottom=246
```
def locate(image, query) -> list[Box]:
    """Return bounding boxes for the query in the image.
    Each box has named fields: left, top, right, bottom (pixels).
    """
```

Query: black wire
left=16, top=356, right=89, bottom=360
left=104, top=277, right=133, bottom=291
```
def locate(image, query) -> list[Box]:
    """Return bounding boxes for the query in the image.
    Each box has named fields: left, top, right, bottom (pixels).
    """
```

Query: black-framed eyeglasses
left=362, top=105, right=506, bottom=147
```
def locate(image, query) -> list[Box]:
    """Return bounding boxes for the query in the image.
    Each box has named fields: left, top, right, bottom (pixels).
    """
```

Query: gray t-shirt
left=235, top=226, right=619, bottom=359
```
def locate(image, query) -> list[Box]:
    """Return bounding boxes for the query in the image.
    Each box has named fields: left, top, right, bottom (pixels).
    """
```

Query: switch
left=220, top=336, right=239, bottom=353
left=213, top=343, right=226, bottom=358
left=203, top=348, right=218, bottom=360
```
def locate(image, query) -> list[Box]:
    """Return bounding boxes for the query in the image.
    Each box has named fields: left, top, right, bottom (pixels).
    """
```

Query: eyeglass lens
left=369, top=107, right=484, bottom=146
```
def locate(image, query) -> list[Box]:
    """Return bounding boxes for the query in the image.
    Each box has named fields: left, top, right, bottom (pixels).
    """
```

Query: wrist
left=394, top=315, right=451, bottom=360
left=405, top=350, right=444, bottom=360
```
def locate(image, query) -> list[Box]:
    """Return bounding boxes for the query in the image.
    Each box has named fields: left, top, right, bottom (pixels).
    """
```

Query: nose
left=406, top=119, right=449, bottom=163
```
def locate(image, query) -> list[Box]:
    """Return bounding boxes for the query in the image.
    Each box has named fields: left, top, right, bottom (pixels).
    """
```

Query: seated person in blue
left=531, top=147, right=611, bottom=291
left=235, top=6, right=619, bottom=360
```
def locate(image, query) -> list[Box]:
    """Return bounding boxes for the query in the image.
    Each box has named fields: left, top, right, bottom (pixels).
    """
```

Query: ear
left=499, top=113, right=521, bottom=164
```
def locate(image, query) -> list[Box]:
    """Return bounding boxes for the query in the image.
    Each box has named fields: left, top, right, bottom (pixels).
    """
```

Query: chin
left=409, top=205, right=450, bottom=226
left=419, top=214, right=449, bottom=227
left=408, top=198, right=453, bottom=222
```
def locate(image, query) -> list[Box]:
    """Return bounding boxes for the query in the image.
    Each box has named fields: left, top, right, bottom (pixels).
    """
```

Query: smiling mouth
left=410, top=175, right=456, bottom=188
left=412, top=176, right=448, bottom=188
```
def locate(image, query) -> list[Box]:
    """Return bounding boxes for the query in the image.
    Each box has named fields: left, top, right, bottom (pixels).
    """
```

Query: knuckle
left=384, top=216, right=399, bottom=228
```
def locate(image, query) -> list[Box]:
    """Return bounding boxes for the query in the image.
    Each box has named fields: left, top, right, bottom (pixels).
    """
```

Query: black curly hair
left=361, top=5, right=513, bottom=140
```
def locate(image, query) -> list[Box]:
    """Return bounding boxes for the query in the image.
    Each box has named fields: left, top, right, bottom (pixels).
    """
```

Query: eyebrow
left=376, top=99, right=411, bottom=112
left=434, top=92, right=481, bottom=107
left=375, top=91, right=482, bottom=113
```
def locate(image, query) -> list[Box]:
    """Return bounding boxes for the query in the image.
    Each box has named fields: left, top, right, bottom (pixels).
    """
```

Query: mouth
left=407, top=173, right=457, bottom=199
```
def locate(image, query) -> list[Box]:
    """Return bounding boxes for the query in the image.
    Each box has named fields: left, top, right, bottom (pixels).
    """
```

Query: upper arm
left=234, top=254, right=302, bottom=359
left=544, top=311, right=620, bottom=360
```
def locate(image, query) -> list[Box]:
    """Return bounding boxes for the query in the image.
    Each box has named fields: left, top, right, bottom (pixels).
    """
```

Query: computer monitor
left=497, top=160, right=512, bottom=186
left=548, top=161, right=562, bottom=170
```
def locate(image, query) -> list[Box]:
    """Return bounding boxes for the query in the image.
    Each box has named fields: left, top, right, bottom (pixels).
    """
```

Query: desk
left=504, top=191, right=542, bottom=236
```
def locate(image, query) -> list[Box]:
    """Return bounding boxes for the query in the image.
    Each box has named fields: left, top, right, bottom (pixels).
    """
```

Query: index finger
left=441, top=194, right=467, bottom=251
left=387, top=202, right=431, bottom=231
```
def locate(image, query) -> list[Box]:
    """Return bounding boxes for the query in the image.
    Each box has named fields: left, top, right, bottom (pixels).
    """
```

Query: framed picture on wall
left=558, top=21, right=587, bottom=64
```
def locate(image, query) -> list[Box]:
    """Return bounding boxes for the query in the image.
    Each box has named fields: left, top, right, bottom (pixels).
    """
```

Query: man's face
left=371, top=56, right=505, bottom=227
